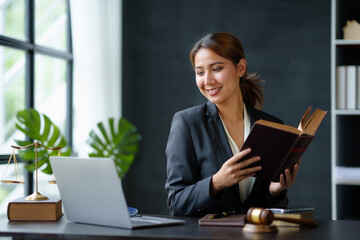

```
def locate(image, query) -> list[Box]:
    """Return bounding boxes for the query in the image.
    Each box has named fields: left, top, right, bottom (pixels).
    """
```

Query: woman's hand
left=210, top=148, right=261, bottom=196
left=269, top=159, right=301, bottom=197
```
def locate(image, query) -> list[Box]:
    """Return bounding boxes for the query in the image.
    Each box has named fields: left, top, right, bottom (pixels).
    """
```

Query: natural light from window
left=0, top=0, right=68, bottom=216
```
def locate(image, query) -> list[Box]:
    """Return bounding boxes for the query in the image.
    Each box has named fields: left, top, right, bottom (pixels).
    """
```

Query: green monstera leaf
left=87, top=118, right=141, bottom=179
left=14, top=109, right=71, bottom=174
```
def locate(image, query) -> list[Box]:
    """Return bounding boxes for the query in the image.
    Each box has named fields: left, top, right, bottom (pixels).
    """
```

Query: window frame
left=0, top=0, right=73, bottom=196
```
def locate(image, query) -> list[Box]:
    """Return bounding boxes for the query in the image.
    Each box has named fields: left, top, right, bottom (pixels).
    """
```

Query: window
left=0, top=0, right=72, bottom=213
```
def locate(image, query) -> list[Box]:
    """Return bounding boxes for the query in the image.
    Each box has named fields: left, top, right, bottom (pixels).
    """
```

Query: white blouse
left=220, top=105, right=255, bottom=203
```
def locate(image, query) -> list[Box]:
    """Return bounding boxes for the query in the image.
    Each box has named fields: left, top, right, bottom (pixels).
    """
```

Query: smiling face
left=194, top=48, right=247, bottom=106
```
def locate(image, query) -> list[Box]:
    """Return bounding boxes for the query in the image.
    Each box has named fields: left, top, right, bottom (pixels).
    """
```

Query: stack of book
left=268, top=208, right=315, bottom=227
left=336, top=65, right=360, bottom=110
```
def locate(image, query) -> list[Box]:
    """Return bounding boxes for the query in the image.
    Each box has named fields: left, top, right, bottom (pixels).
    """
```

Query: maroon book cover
left=240, top=123, right=313, bottom=182
left=239, top=106, right=327, bottom=182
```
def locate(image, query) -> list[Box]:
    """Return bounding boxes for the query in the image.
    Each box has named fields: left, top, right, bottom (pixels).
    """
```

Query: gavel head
left=246, top=207, right=274, bottom=225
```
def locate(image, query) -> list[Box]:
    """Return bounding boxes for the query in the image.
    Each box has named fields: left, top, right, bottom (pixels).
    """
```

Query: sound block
left=243, top=223, right=278, bottom=233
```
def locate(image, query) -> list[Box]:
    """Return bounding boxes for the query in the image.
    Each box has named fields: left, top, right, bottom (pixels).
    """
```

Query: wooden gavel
left=246, top=207, right=318, bottom=227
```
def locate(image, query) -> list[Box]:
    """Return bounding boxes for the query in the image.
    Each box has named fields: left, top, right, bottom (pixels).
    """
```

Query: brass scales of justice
left=0, top=141, right=61, bottom=201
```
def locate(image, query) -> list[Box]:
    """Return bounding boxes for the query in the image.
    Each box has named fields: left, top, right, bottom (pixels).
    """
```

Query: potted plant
left=14, top=109, right=140, bottom=179
left=87, top=118, right=141, bottom=179
left=14, top=108, right=71, bottom=174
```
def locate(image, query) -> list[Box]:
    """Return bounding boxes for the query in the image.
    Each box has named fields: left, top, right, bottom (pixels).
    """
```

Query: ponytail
left=241, top=72, right=264, bottom=109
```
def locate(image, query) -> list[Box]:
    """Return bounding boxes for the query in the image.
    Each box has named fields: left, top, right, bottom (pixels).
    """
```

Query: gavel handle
left=274, top=216, right=318, bottom=227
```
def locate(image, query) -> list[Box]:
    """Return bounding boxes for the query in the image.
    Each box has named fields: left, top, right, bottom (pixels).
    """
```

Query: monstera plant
left=87, top=118, right=141, bottom=179
left=14, top=109, right=71, bottom=174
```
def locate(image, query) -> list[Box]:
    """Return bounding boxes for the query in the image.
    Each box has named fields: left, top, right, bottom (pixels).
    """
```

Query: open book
left=240, top=106, right=327, bottom=182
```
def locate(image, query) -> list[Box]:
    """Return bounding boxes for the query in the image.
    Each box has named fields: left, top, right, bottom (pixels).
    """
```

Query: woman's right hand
left=210, top=148, right=261, bottom=196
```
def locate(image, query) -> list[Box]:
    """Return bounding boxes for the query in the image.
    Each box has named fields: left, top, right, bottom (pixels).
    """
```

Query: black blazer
left=165, top=101, right=288, bottom=216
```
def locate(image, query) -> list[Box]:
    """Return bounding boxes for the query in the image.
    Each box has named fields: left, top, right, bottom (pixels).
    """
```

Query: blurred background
left=121, top=0, right=331, bottom=220
left=0, top=0, right=331, bottom=220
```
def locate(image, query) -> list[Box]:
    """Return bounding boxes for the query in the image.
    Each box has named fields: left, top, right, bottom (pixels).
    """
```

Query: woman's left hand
left=269, top=159, right=301, bottom=197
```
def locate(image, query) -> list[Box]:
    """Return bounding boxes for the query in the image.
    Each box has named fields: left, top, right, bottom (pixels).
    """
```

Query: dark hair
left=190, top=32, right=264, bottom=109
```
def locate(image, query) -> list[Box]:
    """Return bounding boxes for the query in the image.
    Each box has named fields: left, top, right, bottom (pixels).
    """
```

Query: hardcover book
left=346, top=65, right=357, bottom=109
left=7, top=197, right=63, bottom=221
left=240, top=106, right=327, bottom=182
left=336, top=66, right=346, bottom=109
left=271, top=208, right=315, bottom=227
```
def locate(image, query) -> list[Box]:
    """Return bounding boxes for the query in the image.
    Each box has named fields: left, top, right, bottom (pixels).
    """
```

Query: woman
left=165, top=32, right=299, bottom=217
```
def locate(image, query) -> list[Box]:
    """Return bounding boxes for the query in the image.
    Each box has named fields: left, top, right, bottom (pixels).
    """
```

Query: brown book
left=198, top=214, right=246, bottom=227
left=274, top=211, right=314, bottom=220
left=271, top=220, right=301, bottom=227
left=8, top=197, right=63, bottom=221
left=240, top=106, right=327, bottom=182
left=272, top=209, right=315, bottom=227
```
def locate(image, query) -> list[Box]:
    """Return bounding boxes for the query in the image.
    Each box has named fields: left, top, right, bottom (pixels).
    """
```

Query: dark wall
left=122, top=0, right=331, bottom=219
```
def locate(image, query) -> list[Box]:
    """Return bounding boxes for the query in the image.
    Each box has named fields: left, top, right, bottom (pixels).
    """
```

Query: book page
left=298, top=107, right=327, bottom=135
left=302, top=109, right=327, bottom=135
left=297, top=106, right=312, bottom=132
left=256, top=119, right=302, bottom=135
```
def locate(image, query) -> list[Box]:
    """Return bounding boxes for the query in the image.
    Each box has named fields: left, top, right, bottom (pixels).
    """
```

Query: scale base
left=25, top=192, right=49, bottom=201
left=243, top=223, right=278, bottom=233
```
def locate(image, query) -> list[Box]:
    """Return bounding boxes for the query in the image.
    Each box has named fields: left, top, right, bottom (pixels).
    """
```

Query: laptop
left=49, top=156, right=185, bottom=229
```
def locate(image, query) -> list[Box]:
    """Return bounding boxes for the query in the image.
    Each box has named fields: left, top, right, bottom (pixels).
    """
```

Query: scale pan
left=1, top=180, right=25, bottom=184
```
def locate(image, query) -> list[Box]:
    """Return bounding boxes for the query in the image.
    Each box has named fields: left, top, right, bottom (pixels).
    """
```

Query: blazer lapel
left=207, top=103, right=260, bottom=161
left=206, top=101, right=243, bottom=203
left=246, top=104, right=259, bottom=127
